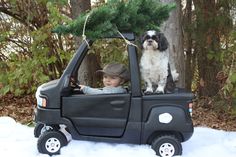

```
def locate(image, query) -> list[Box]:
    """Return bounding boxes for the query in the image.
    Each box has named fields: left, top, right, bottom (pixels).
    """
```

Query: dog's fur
left=140, top=30, right=179, bottom=94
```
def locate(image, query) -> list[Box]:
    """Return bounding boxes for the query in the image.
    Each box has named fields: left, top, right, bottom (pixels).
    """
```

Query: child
left=79, top=63, right=129, bottom=94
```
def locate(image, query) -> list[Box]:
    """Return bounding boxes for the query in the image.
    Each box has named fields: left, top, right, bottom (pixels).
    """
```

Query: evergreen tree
left=54, top=0, right=175, bottom=39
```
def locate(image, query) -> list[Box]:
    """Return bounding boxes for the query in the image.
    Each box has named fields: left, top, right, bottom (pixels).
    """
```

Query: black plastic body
left=35, top=33, right=194, bottom=145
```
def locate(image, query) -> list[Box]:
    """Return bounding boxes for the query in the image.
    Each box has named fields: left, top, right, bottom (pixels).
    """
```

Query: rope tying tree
left=117, top=30, right=138, bottom=48
left=82, top=13, right=91, bottom=48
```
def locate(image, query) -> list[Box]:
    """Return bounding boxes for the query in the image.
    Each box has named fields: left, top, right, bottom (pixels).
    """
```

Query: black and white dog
left=140, top=30, right=179, bottom=94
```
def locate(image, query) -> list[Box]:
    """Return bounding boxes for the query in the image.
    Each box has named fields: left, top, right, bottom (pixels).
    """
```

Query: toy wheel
left=37, top=130, right=68, bottom=155
left=34, top=123, right=60, bottom=138
left=151, top=135, right=182, bottom=157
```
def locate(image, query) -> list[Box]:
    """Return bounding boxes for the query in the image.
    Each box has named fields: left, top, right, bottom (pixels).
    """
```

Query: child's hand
left=79, top=85, right=85, bottom=90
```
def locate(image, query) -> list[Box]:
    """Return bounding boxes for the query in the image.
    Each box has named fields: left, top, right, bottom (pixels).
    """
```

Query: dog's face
left=141, top=30, right=168, bottom=51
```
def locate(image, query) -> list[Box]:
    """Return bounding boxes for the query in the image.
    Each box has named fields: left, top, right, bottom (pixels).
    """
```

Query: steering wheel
left=70, top=77, right=81, bottom=89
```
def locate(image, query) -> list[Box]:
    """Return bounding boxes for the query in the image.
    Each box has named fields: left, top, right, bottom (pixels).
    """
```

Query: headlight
left=35, top=85, right=47, bottom=107
left=37, top=97, right=47, bottom=107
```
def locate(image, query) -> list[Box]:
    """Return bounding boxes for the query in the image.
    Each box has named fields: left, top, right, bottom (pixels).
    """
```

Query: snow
left=1, top=116, right=236, bottom=157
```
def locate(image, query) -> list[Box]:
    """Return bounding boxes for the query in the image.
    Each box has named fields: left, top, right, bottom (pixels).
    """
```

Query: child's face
left=103, top=74, right=124, bottom=87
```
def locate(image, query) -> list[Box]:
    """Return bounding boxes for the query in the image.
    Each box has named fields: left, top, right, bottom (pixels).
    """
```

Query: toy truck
left=34, top=33, right=194, bottom=157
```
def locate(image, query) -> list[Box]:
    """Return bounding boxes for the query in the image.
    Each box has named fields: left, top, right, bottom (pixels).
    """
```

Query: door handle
left=110, top=100, right=125, bottom=110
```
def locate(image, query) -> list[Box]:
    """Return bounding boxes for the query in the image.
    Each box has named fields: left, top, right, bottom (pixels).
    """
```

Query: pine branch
left=53, top=0, right=176, bottom=39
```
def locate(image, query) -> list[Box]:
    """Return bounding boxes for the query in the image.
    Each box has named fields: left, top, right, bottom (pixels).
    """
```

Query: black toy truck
left=34, top=33, right=194, bottom=157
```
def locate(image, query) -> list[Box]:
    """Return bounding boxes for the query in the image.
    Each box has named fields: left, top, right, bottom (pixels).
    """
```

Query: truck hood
left=41, top=79, right=59, bottom=89
left=35, top=79, right=59, bottom=98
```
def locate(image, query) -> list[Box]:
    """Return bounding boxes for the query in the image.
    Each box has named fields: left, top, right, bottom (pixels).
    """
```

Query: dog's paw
left=144, top=87, right=153, bottom=94
left=155, top=86, right=165, bottom=94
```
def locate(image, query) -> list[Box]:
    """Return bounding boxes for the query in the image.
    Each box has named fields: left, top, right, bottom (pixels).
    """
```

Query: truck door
left=62, top=93, right=130, bottom=137
left=60, top=37, right=134, bottom=137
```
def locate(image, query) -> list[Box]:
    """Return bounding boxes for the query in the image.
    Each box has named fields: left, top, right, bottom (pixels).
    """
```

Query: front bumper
left=34, top=106, right=61, bottom=124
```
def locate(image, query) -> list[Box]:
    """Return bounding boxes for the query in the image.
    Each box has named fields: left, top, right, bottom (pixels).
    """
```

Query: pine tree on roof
left=53, top=0, right=175, bottom=39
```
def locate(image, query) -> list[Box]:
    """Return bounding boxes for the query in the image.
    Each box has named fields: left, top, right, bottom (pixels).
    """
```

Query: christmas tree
left=53, top=0, right=175, bottom=39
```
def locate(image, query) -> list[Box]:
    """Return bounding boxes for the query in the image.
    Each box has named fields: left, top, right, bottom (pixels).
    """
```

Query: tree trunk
left=193, top=0, right=222, bottom=97
left=184, top=0, right=194, bottom=91
left=70, top=0, right=91, bottom=48
left=70, top=0, right=101, bottom=85
left=160, top=0, right=185, bottom=88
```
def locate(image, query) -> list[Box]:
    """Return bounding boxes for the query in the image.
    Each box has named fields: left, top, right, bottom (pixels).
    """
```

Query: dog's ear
left=158, top=33, right=169, bottom=51
left=140, top=33, right=146, bottom=49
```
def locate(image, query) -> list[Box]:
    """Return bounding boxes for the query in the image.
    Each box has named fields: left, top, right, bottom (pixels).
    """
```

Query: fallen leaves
left=192, top=98, right=236, bottom=131
left=0, top=94, right=35, bottom=124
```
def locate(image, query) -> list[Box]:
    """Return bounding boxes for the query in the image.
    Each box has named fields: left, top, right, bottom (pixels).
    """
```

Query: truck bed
left=141, top=88, right=194, bottom=122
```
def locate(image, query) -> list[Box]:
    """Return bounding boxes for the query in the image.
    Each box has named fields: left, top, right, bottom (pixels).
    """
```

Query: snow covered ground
left=0, top=116, right=236, bottom=157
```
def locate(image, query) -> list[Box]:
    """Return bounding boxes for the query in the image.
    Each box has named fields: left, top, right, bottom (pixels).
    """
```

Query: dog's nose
left=147, top=40, right=153, bottom=45
left=148, top=40, right=153, bottom=44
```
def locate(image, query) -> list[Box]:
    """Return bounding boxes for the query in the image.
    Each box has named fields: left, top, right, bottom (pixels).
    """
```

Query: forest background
left=0, top=0, right=236, bottom=130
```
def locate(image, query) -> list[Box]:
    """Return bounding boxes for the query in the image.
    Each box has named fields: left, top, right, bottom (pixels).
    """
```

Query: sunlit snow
left=0, top=116, right=236, bottom=157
